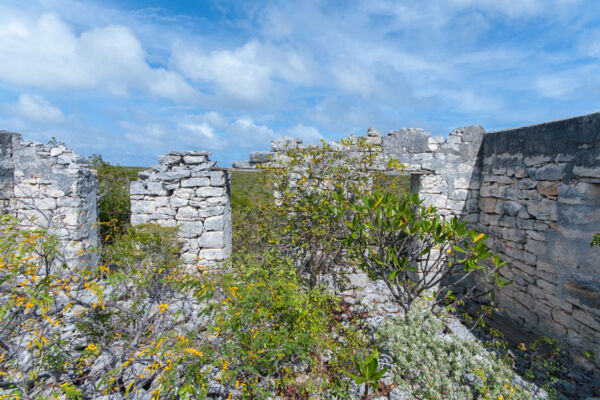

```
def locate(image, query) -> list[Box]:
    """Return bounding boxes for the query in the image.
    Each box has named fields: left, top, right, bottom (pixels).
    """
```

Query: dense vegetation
left=0, top=142, right=568, bottom=399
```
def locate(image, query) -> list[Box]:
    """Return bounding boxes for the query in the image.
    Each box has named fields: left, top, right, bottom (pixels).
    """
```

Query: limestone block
left=250, top=151, right=274, bottom=163
left=146, top=182, right=167, bottom=196
left=207, top=196, right=228, bottom=206
left=156, top=207, right=176, bottom=216
left=271, top=137, right=303, bottom=152
left=131, top=214, right=150, bottom=225
left=501, top=200, right=523, bottom=217
left=573, top=309, right=600, bottom=333
left=162, top=168, right=191, bottom=181
left=181, top=177, right=210, bottom=188
left=535, top=163, right=564, bottom=180
left=183, top=155, right=207, bottom=165
left=181, top=252, right=200, bottom=265
left=204, top=215, right=225, bottom=231
left=198, top=206, right=225, bottom=218
left=527, top=199, right=558, bottom=221
left=366, top=135, right=382, bottom=145
left=173, top=188, right=195, bottom=199
left=480, top=184, right=498, bottom=198
left=158, top=154, right=182, bottom=165
left=198, top=248, right=228, bottom=261
left=176, top=206, right=198, bottom=220
left=419, top=193, right=447, bottom=209
left=428, top=136, right=444, bottom=151
left=209, top=171, right=227, bottom=186
left=419, top=174, right=447, bottom=194
left=33, top=197, right=57, bottom=210
left=196, top=186, right=226, bottom=198
left=179, top=221, right=204, bottom=238
left=573, top=165, right=600, bottom=179
left=198, top=231, right=224, bottom=248
left=479, top=197, right=497, bottom=214
left=232, top=160, right=253, bottom=169
left=154, top=196, right=169, bottom=207
left=131, top=200, right=156, bottom=214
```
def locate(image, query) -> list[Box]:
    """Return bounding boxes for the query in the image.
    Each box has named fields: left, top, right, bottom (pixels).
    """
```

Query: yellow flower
left=474, top=232, right=485, bottom=242
left=184, top=347, right=203, bottom=357
left=86, top=344, right=98, bottom=351
left=498, top=396, right=504, bottom=400
left=157, top=304, right=169, bottom=313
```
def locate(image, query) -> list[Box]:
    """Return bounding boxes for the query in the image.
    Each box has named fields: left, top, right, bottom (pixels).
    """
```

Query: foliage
left=0, top=219, right=199, bottom=399
left=188, top=251, right=369, bottom=398
left=343, top=350, right=388, bottom=400
left=261, top=137, right=403, bottom=287
left=592, top=233, right=600, bottom=247
left=87, top=154, right=135, bottom=244
left=378, top=302, right=539, bottom=400
left=230, top=171, right=284, bottom=256
left=346, top=190, right=509, bottom=314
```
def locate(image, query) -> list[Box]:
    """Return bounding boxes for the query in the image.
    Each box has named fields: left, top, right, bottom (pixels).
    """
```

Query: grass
left=121, top=166, right=147, bottom=181
left=229, top=169, right=411, bottom=210
left=229, top=170, right=274, bottom=209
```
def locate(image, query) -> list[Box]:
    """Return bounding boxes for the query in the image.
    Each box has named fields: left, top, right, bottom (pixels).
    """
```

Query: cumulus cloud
left=4, top=94, right=65, bottom=123
left=172, top=40, right=313, bottom=104
left=0, top=12, right=197, bottom=102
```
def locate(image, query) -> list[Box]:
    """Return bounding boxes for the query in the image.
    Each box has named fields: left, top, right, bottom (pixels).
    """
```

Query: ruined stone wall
left=234, top=112, right=600, bottom=373
left=476, top=113, right=600, bottom=370
left=130, top=151, right=231, bottom=267
left=0, top=131, right=98, bottom=266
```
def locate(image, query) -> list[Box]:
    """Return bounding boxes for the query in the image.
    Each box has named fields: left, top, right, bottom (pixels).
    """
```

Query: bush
left=187, top=251, right=369, bottom=399
left=261, top=137, right=402, bottom=287
left=378, top=302, right=540, bottom=399
left=346, top=190, right=508, bottom=315
left=87, top=154, right=134, bottom=244
left=592, top=233, right=600, bottom=247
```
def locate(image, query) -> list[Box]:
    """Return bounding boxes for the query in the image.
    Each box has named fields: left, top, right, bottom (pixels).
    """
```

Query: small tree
left=87, top=154, right=132, bottom=244
left=346, top=190, right=508, bottom=315
left=261, top=137, right=402, bottom=287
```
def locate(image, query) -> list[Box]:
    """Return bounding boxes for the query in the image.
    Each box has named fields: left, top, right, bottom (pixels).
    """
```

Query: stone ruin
left=129, top=150, right=231, bottom=267
left=233, top=112, right=600, bottom=374
left=1, top=111, right=599, bottom=378
left=0, top=131, right=97, bottom=266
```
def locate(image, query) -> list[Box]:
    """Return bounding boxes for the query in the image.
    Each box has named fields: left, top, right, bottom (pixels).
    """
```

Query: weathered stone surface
left=271, top=136, right=302, bottom=152
left=181, top=177, right=210, bottom=187
left=249, top=151, right=274, bottom=163
left=131, top=150, right=231, bottom=266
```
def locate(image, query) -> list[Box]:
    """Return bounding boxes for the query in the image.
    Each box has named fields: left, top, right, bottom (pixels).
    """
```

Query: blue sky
left=0, top=0, right=599, bottom=166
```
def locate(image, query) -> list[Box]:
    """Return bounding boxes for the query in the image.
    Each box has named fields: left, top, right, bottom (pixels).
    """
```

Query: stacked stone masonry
left=130, top=151, right=232, bottom=267
left=0, top=131, right=98, bottom=267
left=235, top=112, right=600, bottom=374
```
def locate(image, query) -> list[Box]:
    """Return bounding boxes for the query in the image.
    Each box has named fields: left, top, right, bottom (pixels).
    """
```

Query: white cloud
left=4, top=94, right=65, bottom=123
left=172, top=40, right=313, bottom=104
left=0, top=12, right=197, bottom=102
left=535, top=75, right=574, bottom=98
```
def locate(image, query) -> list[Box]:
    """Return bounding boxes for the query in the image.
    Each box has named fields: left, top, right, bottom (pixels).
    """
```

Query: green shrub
left=261, top=137, right=403, bottom=287
left=592, top=233, right=600, bottom=247
left=186, top=251, right=369, bottom=399
left=87, top=154, right=134, bottom=244
left=346, top=190, right=508, bottom=315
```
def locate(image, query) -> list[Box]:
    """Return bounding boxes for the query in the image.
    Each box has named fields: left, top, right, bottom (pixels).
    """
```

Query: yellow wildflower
left=86, top=344, right=98, bottom=351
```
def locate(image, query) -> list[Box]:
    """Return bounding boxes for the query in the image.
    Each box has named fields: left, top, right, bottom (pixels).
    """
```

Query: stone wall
left=130, top=151, right=231, bottom=267
left=477, top=113, right=600, bottom=370
left=0, top=131, right=98, bottom=266
left=233, top=112, right=600, bottom=374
